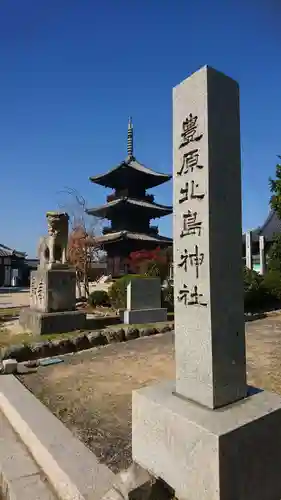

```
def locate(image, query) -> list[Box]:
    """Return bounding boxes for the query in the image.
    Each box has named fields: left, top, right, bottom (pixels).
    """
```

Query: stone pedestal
left=133, top=382, right=281, bottom=500
left=29, top=267, right=76, bottom=313
left=19, top=267, right=86, bottom=335
left=19, top=308, right=86, bottom=336
left=124, top=308, right=167, bottom=325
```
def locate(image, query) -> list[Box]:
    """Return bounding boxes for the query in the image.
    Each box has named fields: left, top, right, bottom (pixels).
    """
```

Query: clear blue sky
left=1, top=0, right=280, bottom=257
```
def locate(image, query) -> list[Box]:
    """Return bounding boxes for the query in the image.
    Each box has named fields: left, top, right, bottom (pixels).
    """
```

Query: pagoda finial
left=127, top=116, right=133, bottom=158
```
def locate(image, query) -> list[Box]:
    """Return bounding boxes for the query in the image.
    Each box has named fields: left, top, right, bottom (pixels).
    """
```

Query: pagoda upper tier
left=90, top=155, right=171, bottom=191
left=89, top=117, right=171, bottom=191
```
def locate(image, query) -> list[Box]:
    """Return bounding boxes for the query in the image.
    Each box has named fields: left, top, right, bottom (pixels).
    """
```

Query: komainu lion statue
left=38, top=212, right=69, bottom=267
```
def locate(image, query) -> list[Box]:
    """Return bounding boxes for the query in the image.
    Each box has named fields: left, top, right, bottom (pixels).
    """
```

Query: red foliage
left=127, top=247, right=168, bottom=275
left=68, top=226, right=97, bottom=274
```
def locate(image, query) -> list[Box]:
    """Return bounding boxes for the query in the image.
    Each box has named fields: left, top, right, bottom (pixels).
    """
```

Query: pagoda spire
left=127, top=116, right=134, bottom=158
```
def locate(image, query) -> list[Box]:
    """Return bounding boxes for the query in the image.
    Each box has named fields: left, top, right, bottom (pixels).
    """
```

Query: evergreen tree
left=269, top=156, right=281, bottom=219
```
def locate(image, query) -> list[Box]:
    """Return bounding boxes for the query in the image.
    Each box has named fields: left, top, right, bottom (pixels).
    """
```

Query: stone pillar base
left=123, top=308, right=167, bottom=325
left=132, top=381, right=281, bottom=500
left=19, top=308, right=86, bottom=336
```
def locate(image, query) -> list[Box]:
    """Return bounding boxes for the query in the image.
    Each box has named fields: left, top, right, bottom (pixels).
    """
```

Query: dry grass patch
left=18, top=313, right=281, bottom=473
left=19, top=333, right=174, bottom=472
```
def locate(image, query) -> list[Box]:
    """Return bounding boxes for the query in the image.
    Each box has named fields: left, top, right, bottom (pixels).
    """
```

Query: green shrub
left=267, top=234, right=281, bottom=273
left=243, top=267, right=267, bottom=312
left=88, top=290, right=110, bottom=307
left=262, top=270, right=281, bottom=302
left=108, top=274, right=147, bottom=309
left=161, top=284, right=174, bottom=312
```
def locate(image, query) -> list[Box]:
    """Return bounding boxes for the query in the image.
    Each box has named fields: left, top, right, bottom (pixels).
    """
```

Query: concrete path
left=0, top=408, right=58, bottom=499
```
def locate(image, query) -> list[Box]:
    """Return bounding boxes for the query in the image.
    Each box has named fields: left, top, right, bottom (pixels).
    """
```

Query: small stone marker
left=132, top=66, right=281, bottom=500
left=246, top=230, right=253, bottom=269
left=1, top=359, right=17, bottom=374
left=123, top=278, right=167, bottom=324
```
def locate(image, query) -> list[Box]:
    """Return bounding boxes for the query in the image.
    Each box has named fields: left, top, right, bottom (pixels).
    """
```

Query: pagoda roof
left=95, top=230, right=172, bottom=246
left=242, top=210, right=281, bottom=243
left=90, top=155, right=172, bottom=190
left=86, top=197, right=172, bottom=220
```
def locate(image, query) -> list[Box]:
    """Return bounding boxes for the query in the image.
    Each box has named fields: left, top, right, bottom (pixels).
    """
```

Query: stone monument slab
left=127, top=278, right=161, bottom=310
left=124, top=278, right=167, bottom=325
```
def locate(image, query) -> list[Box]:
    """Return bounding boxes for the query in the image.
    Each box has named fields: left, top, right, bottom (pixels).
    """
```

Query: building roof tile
left=90, top=156, right=171, bottom=189
left=86, top=197, right=172, bottom=219
left=95, top=230, right=172, bottom=245
left=242, top=210, right=281, bottom=243
left=0, top=244, right=26, bottom=258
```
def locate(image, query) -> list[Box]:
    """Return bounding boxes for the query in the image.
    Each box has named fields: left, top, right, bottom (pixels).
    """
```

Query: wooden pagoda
left=87, top=118, right=172, bottom=276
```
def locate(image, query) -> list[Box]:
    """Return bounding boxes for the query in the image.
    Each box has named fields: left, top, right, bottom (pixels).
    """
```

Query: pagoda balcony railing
left=103, top=225, right=158, bottom=235
left=102, top=227, right=115, bottom=235
left=106, top=192, right=155, bottom=203
left=107, top=193, right=117, bottom=203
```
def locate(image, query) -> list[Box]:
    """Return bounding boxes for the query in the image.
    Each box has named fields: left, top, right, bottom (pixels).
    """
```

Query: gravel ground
left=18, top=313, right=281, bottom=473
left=0, top=289, right=29, bottom=309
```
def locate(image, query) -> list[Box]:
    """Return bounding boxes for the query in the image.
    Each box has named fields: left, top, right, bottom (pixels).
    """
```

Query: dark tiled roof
left=90, top=156, right=171, bottom=189
left=242, top=210, right=281, bottom=243
left=0, top=244, right=26, bottom=258
left=95, top=230, right=172, bottom=245
left=87, top=197, right=172, bottom=219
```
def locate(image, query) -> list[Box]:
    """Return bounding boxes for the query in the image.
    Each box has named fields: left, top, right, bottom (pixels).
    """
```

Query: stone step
left=0, top=410, right=58, bottom=500
left=0, top=375, right=116, bottom=500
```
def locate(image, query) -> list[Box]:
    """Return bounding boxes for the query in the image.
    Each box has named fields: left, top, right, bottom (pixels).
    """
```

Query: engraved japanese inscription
left=178, top=246, right=204, bottom=278
left=177, top=284, right=207, bottom=307
left=30, top=274, right=46, bottom=311
left=179, top=114, right=203, bottom=149
left=175, top=112, right=207, bottom=307
left=177, top=149, right=203, bottom=176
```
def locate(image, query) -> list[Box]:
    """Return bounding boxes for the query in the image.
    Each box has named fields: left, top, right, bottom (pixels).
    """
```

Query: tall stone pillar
left=132, top=66, right=281, bottom=500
